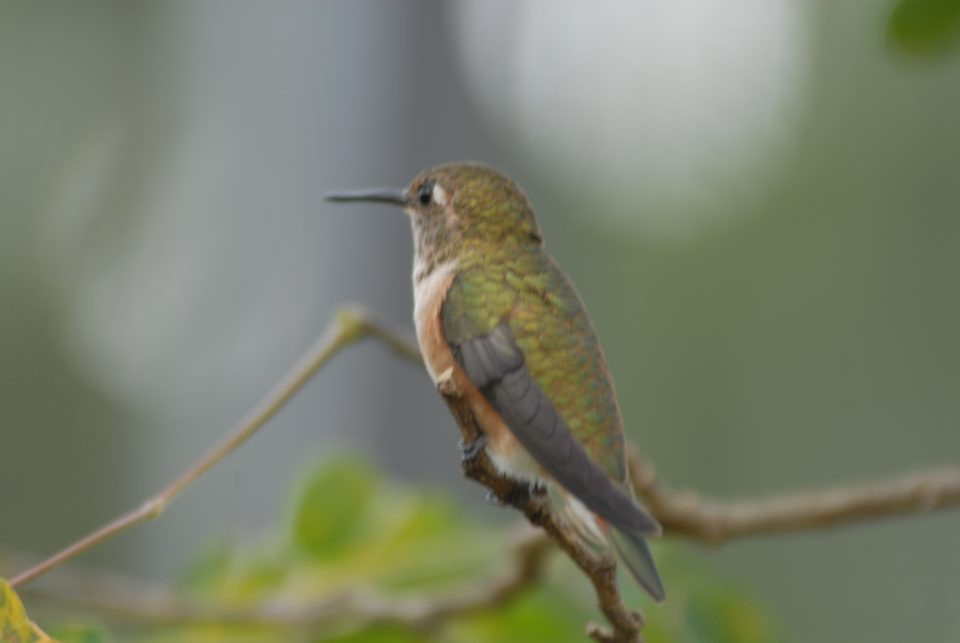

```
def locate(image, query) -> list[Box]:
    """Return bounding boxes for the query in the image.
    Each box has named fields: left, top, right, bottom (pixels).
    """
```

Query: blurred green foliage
left=36, top=458, right=779, bottom=642
left=46, top=625, right=109, bottom=643
left=888, top=0, right=960, bottom=54
left=1, top=579, right=35, bottom=642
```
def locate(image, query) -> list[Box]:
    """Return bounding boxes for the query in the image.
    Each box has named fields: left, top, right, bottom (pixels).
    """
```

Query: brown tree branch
left=8, top=306, right=420, bottom=590
left=13, top=528, right=551, bottom=634
left=436, top=369, right=645, bottom=642
left=630, top=453, right=960, bottom=543
left=8, top=305, right=960, bottom=642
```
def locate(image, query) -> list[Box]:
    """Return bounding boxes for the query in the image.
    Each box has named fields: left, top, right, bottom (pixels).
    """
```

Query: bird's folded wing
left=451, top=321, right=660, bottom=536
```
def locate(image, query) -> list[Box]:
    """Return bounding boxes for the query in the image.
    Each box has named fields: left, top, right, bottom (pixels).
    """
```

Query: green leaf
left=888, top=0, right=960, bottom=56
left=686, top=592, right=779, bottom=643
left=454, top=587, right=595, bottom=643
left=291, top=457, right=378, bottom=559
left=178, top=541, right=234, bottom=594
left=0, top=579, right=33, bottom=643
left=314, top=626, right=422, bottom=643
left=39, top=458, right=783, bottom=642
left=46, top=625, right=110, bottom=643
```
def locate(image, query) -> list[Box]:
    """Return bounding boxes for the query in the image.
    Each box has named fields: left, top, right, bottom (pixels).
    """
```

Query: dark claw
left=504, top=484, right=530, bottom=508
left=485, top=477, right=548, bottom=511
left=526, top=503, right=547, bottom=525
left=484, top=482, right=531, bottom=509
left=485, top=486, right=527, bottom=508
left=503, top=482, right=533, bottom=509
left=459, top=434, right=488, bottom=462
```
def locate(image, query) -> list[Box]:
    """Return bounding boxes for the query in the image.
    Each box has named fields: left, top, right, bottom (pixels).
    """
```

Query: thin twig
left=17, top=528, right=551, bottom=633
left=9, top=305, right=419, bottom=589
left=630, top=453, right=960, bottom=544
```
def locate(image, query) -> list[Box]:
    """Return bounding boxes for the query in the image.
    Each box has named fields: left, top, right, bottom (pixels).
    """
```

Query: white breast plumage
left=412, top=258, right=459, bottom=383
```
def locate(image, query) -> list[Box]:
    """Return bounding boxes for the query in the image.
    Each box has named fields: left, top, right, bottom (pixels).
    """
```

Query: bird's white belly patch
left=486, top=442, right=542, bottom=483
left=412, top=257, right=544, bottom=488
left=413, top=258, right=458, bottom=383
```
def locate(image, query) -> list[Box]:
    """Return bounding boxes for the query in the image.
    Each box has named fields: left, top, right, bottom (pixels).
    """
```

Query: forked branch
left=9, top=306, right=960, bottom=642
left=10, top=529, right=550, bottom=633
left=8, top=306, right=419, bottom=589
left=630, top=454, right=960, bottom=544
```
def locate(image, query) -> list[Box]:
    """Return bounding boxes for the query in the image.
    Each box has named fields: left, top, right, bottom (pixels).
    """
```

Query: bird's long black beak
left=324, top=188, right=408, bottom=206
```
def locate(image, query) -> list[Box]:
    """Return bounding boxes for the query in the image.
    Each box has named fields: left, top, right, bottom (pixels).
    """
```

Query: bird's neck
left=411, top=214, right=460, bottom=286
left=412, top=242, right=457, bottom=287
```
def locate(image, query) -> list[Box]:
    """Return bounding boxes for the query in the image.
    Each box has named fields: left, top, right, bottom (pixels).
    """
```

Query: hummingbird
left=326, top=162, right=664, bottom=602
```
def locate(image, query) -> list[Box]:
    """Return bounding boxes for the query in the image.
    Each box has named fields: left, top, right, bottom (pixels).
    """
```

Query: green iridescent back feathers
left=435, top=167, right=627, bottom=483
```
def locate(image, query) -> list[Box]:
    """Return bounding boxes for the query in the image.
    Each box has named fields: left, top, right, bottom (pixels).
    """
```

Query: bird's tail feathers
left=558, top=490, right=666, bottom=602
left=610, top=525, right=666, bottom=602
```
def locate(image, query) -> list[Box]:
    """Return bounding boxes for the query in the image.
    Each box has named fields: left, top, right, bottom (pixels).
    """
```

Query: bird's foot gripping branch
left=437, top=367, right=647, bottom=642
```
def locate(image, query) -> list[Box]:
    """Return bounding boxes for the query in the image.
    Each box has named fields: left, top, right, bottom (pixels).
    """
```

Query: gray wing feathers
left=459, top=323, right=524, bottom=388
left=454, top=323, right=660, bottom=537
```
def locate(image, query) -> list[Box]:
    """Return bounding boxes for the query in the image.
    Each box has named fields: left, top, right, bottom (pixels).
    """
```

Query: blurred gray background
left=1, top=1, right=958, bottom=641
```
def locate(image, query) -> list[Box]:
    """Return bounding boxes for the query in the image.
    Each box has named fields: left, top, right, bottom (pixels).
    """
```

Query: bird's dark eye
left=417, top=182, right=434, bottom=206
